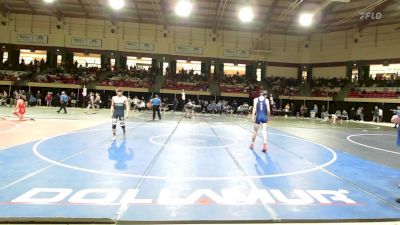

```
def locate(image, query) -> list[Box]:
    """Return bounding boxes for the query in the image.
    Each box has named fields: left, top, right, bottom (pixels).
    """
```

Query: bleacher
left=163, top=71, right=208, bottom=92
left=348, top=87, right=400, bottom=99
left=310, top=77, right=348, bottom=97
left=0, top=70, right=30, bottom=81
left=32, top=67, right=100, bottom=85
left=164, top=80, right=207, bottom=91
left=100, top=68, right=153, bottom=88
left=266, top=77, right=299, bottom=96
left=311, top=87, right=341, bottom=97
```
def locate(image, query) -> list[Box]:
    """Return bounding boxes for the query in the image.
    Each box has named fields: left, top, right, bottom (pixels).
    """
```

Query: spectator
left=173, top=97, right=178, bottom=112
left=36, top=90, right=42, bottom=106
left=46, top=92, right=52, bottom=107
left=70, top=92, right=77, bottom=107
left=349, top=107, right=356, bottom=120
left=132, top=96, right=139, bottom=111
left=28, top=95, right=36, bottom=107
left=0, top=90, right=8, bottom=106
left=372, top=106, right=379, bottom=123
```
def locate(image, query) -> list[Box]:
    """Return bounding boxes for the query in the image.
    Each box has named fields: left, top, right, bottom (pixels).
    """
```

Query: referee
left=151, top=95, right=162, bottom=120
left=57, top=91, right=68, bottom=114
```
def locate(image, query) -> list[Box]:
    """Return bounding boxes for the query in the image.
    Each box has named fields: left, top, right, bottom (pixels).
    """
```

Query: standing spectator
left=378, top=107, right=383, bottom=123
left=181, top=89, right=186, bottom=112
left=349, top=107, right=356, bottom=120
left=233, top=100, right=238, bottom=114
left=313, top=104, right=318, bottom=115
left=28, top=95, right=36, bottom=107
left=360, top=107, right=365, bottom=121
left=173, top=97, right=178, bottom=112
left=25, top=91, right=32, bottom=107
left=70, top=92, right=77, bottom=108
left=269, top=94, right=275, bottom=110
left=372, top=106, right=379, bottom=123
left=57, top=91, right=68, bottom=114
left=46, top=92, right=52, bottom=107
left=0, top=90, right=8, bottom=106
left=36, top=90, right=42, bottom=106
left=54, top=92, right=60, bottom=107
left=132, top=96, right=139, bottom=111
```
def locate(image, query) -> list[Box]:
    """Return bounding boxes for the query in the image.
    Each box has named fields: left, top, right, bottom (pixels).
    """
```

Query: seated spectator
left=310, top=77, right=348, bottom=97
left=163, top=70, right=208, bottom=92
left=266, top=76, right=299, bottom=96
left=100, top=67, right=154, bottom=89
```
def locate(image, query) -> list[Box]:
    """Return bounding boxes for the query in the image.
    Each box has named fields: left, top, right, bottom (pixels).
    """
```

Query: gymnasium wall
left=312, top=66, right=347, bottom=79
left=0, top=13, right=399, bottom=64
left=266, top=66, right=298, bottom=78
left=302, top=24, right=400, bottom=63
left=0, top=13, right=302, bottom=63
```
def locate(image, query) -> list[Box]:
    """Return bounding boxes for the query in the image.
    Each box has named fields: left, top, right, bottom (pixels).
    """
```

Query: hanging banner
left=17, top=34, right=48, bottom=44
left=71, top=37, right=87, bottom=46
left=71, top=37, right=102, bottom=47
left=124, top=41, right=154, bottom=51
left=87, top=39, right=102, bottom=47
left=139, top=42, right=154, bottom=51
left=175, top=45, right=203, bottom=55
left=223, top=49, right=250, bottom=58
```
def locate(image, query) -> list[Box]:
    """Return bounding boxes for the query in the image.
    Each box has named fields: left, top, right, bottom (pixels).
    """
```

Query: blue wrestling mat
left=1, top=119, right=400, bottom=223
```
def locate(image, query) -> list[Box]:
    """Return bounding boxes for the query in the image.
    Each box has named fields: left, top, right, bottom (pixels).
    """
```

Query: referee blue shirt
left=60, top=94, right=68, bottom=103
left=151, top=98, right=161, bottom=106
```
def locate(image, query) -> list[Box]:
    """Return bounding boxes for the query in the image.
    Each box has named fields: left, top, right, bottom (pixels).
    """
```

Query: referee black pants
left=153, top=105, right=161, bottom=120
left=58, top=102, right=67, bottom=113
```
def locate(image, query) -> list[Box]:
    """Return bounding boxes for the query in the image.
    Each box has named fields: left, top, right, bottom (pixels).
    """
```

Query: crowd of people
left=266, top=76, right=299, bottom=96
left=277, top=102, right=398, bottom=125
left=0, top=89, right=79, bottom=109
left=33, top=63, right=100, bottom=84
left=100, top=66, right=155, bottom=89
left=1, top=58, right=48, bottom=74
left=349, top=78, right=400, bottom=99
left=163, top=69, right=208, bottom=91
left=0, top=70, right=30, bottom=81
left=311, top=77, right=348, bottom=97
left=220, top=74, right=260, bottom=95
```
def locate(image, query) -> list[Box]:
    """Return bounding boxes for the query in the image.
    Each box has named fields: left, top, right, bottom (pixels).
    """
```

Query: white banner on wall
left=175, top=45, right=203, bottom=55
left=223, top=49, right=250, bottom=58
left=17, top=34, right=48, bottom=44
left=124, top=41, right=154, bottom=51
left=71, top=37, right=102, bottom=47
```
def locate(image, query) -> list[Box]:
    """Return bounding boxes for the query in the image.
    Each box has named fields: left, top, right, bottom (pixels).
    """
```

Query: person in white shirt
left=181, top=89, right=186, bottom=112
left=378, top=108, right=383, bottom=123
left=110, top=88, right=130, bottom=141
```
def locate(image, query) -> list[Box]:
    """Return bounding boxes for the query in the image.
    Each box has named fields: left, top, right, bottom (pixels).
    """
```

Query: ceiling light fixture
left=299, top=13, right=314, bottom=27
left=109, top=0, right=125, bottom=10
left=239, top=6, right=254, bottom=23
left=175, top=0, right=192, bottom=17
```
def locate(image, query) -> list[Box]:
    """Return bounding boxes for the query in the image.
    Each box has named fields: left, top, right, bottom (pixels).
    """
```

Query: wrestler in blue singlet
left=255, top=97, right=268, bottom=124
